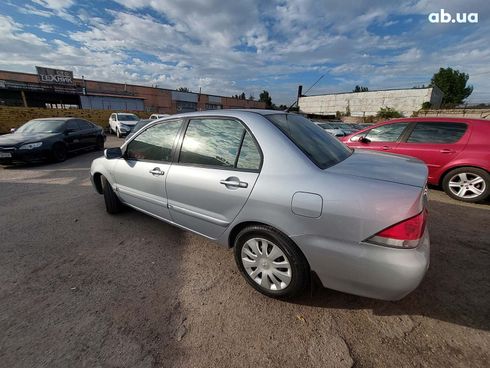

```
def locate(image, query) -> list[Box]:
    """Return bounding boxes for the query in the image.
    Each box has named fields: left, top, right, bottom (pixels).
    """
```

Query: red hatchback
left=341, top=117, right=490, bottom=202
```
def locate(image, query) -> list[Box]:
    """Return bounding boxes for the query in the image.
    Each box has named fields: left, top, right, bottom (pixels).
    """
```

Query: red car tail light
left=367, top=210, right=427, bottom=248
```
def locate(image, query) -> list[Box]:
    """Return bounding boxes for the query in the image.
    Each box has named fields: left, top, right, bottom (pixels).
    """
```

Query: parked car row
left=109, top=113, right=171, bottom=137
left=314, top=120, right=367, bottom=137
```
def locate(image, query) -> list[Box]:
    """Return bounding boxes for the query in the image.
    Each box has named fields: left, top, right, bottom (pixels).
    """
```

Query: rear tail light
left=366, top=210, right=427, bottom=249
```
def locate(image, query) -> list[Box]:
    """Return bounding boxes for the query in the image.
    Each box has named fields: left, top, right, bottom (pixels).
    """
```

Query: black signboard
left=36, top=66, right=74, bottom=85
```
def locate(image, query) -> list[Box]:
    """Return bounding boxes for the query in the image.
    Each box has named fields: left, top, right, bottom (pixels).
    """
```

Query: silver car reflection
left=90, top=110, right=430, bottom=300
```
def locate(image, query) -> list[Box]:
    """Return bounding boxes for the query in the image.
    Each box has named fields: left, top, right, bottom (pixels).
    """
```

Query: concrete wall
left=299, top=87, right=443, bottom=117
left=414, top=109, right=490, bottom=120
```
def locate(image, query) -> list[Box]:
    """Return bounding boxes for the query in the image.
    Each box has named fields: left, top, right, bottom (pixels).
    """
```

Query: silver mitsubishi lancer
left=90, top=110, right=430, bottom=300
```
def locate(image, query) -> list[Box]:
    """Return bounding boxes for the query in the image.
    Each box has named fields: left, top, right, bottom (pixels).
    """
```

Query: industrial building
left=298, top=86, right=443, bottom=118
left=0, top=67, right=265, bottom=113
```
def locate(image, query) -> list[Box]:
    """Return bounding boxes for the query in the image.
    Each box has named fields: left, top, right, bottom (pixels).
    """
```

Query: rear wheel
left=51, top=143, right=67, bottom=162
left=442, top=167, right=489, bottom=203
left=101, top=176, right=123, bottom=214
left=233, top=225, right=309, bottom=298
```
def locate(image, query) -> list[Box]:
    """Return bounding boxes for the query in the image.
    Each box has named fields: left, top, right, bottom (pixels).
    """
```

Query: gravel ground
left=0, top=136, right=489, bottom=368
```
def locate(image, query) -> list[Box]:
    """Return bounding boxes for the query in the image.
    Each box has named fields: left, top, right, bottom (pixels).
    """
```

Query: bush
left=421, top=102, right=432, bottom=110
left=376, top=107, right=402, bottom=119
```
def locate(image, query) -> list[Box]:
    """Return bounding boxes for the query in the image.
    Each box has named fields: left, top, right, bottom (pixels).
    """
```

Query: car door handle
left=220, top=179, right=248, bottom=188
left=149, top=168, right=165, bottom=176
left=382, top=145, right=391, bottom=150
left=440, top=149, right=456, bottom=154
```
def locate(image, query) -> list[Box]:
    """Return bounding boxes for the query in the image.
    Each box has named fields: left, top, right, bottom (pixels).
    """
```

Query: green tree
left=259, top=90, right=272, bottom=108
left=239, top=92, right=246, bottom=100
left=248, top=94, right=255, bottom=101
left=376, top=107, right=402, bottom=119
left=430, top=67, right=473, bottom=106
left=353, top=85, right=369, bottom=92
left=177, top=87, right=190, bottom=92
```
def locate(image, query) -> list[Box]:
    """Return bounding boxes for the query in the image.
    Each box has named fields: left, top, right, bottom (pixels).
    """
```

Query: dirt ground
left=0, top=136, right=489, bottom=368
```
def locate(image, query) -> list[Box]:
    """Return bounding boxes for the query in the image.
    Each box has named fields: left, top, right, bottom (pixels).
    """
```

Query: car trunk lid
left=327, top=149, right=428, bottom=188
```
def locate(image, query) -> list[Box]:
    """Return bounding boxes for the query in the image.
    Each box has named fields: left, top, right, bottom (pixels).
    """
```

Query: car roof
left=383, top=117, right=489, bottom=124
left=33, top=117, right=72, bottom=121
left=164, top=109, right=287, bottom=120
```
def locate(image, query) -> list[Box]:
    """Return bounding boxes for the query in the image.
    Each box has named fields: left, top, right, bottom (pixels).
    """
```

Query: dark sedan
left=0, top=118, right=105, bottom=164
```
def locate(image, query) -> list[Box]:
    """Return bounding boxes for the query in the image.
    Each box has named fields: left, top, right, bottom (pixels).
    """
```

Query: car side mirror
left=358, top=136, right=370, bottom=143
left=104, top=147, right=123, bottom=159
left=10, top=128, right=16, bottom=133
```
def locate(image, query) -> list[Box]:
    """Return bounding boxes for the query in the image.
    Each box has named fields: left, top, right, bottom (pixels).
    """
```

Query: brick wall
left=0, top=106, right=148, bottom=133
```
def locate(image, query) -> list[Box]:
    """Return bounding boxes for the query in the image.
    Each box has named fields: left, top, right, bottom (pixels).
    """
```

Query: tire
left=233, top=225, right=309, bottom=299
left=101, top=176, right=123, bottom=214
left=442, top=167, right=490, bottom=203
left=95, top=136, right=104, bottom=151
left=51, top=143, right=67, bottom=162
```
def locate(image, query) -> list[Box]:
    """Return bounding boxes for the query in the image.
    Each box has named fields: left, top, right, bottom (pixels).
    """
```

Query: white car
left=109, top=113, right=140, bottom=138
left=314, top=122, right=346, bottom=137
left=149, top=113, right=170, bottom=120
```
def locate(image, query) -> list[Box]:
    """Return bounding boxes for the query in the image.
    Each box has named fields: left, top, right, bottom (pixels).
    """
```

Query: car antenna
left=286, top=74, right=325, bottom=113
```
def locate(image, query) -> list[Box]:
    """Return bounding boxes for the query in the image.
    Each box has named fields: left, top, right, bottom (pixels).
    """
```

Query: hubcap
left=448, top=173, right=486, bottom=199
left=241, top=238, right=292, bottom=291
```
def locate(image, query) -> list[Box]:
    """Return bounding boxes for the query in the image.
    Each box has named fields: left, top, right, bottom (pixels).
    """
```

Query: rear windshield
left=266, top=114, right=352, bottom=169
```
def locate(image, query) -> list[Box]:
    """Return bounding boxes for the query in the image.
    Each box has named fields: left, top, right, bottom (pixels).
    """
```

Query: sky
left=0, top=0, right=489, bottom=105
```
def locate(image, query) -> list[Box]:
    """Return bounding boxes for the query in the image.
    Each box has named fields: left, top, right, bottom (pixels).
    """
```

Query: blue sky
left=0, top=0, right=489, bottom=105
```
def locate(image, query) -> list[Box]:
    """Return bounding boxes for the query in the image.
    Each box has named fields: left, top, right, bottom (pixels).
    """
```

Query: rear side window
left=76, top=119, right=93, bottom=130
left=359, top=123, right=409, bottom=142
left=266, top=114, right=351, bottom=169
left=126, top=120, right=182, bottom=161
left=237, top=132, right=261, bottom=170
left=407, top=122, right=467, bottom=143
left=179, top=118, right=261, bottom=170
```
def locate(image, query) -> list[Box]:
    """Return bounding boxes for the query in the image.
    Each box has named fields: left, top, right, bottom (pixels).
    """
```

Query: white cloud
left=38, top=22, right=55, bottom=33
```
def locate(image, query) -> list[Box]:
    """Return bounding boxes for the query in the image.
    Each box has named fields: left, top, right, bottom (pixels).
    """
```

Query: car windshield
left=266, top=114, right=352, bottom=169
left=117, top=114, right=138, bottom=121
left=16, top=119, right=65, bottom=133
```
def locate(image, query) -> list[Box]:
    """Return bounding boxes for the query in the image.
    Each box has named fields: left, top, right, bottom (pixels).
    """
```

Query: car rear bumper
left=292, top=229, right=430, bottom=301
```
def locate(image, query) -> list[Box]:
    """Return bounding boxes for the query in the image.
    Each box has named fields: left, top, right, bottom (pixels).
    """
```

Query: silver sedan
left=90, top=110, right=430, bottom=300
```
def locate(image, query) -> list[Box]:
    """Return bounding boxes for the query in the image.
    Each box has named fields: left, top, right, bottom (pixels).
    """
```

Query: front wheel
left=233, top=225, right=309, bottom=299
left=442, top=167, right=490, bottom=203
left=101, top=176, right=123, bottom=214
left=51, top=143, right=67, bottom=162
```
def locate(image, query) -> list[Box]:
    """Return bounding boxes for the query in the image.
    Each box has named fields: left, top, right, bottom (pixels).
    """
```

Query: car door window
left=65, top=120, right=80, bottom=131
left=126, top=120, right=182, bottom=162
left=180, top=118, right=250, bottom=168
left=359, top=123, right=409, bottom=142
left=406, top=122, right=467, bottom=143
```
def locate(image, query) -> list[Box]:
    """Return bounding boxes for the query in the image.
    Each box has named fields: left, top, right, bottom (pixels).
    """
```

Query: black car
left=0, top=118, right=105, bottom=164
